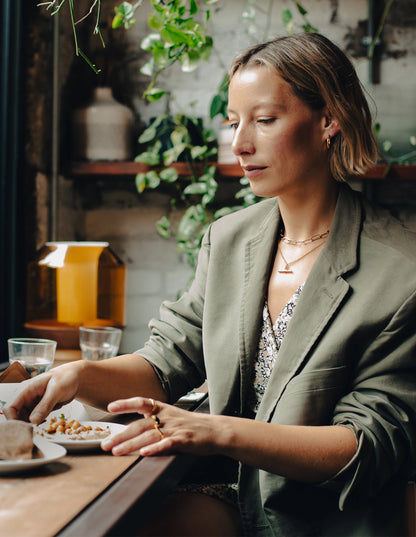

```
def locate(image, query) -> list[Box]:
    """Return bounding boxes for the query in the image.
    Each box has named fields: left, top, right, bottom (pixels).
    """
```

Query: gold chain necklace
left=278, top=241, right=325, bottom=274
left=280, top=229, right=330, bottom=246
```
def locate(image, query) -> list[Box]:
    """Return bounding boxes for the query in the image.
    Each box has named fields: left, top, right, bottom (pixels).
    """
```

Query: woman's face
left=227, top=66, right=331, bottom=199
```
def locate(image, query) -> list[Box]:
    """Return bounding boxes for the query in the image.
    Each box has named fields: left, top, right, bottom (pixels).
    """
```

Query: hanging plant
left=38, top=0, right=218, bottom=101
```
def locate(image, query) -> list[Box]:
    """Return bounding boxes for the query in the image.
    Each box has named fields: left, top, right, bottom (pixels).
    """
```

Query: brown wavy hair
left=229, top=33, right=379, bottom=182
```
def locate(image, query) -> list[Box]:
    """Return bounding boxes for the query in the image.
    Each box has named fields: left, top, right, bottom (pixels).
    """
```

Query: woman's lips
left=242, top=165, right=267, bottom=178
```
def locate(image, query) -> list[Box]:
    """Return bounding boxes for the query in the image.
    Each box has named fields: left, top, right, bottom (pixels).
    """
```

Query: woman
left=6, top=33, right=416, bottom=536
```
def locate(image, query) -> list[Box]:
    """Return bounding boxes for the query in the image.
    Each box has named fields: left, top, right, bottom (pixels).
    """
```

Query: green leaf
left=209, top=94, right=225, bottom=119
left=161, top=25, right=193, bottom=46
left=190, top=0, right=198, bottom=16
left=302, top=23, right=318, bottom=33
left=135, top=173, right=147, bottom=193
left=155, top=216, right=172, bottom=239
left=180, top=50, right=202, bottom=72
left=135, top=170, right=161, bottom=191
left=159, top=167, right=179, bottom=183
left=282, top=9, right=293, bottom=28
left=143, top=87, right=166, bottom=102
left=141, top=33, right=161, bottom=51
left=190, top=145, right=207, bottom=160
left=134, top=150, right=160, bottom=166
left=214, top=206, right=241, bottom=219
left=296, top=3, right=308, bottom=16
left=112, top=14, right=124, bottom=29
left=235, top=186, right=252, bottom=199
left=138, top=125, right=156, bottom=144
left=199, top=37, right=213, bottom=61
left=146, top=170, right=162, bottom=189
left=183, top=182, right=208, bottom=195
left=153, top=47, right=171, bottom=68
left=202, top=192, right=215, bottom=207
left=383, top=140, right=392, bottom=152
left=112, top=2, right=138, bottom=29
left=148, top=12, right=163, bottom=31
left=171, top=128, right=187, bottom=146
left=163, top=143, right=187, bottom=165
left=373, top=122, right=381, bottom=135
left=177, top=206, right=206, bottom=241
left=140, top=58, right=154, bottom=77
left=203, top=128, right=217, bottom=143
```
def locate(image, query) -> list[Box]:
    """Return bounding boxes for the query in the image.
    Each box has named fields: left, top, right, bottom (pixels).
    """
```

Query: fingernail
left=30, top=412, right=43, bottom=424
left=101, top=438, right=111, bottom=450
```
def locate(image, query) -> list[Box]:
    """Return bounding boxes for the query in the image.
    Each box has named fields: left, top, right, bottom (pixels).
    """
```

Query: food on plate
left=0, top=420, right=35, bottom=460
left=39, top=414, right=111, bottom=441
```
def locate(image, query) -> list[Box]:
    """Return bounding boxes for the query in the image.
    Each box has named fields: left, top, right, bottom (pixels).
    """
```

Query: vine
left=38, top=0, right=218, bottom=101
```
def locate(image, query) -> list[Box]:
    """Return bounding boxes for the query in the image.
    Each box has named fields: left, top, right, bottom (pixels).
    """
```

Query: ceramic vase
left=71, top=87, right=134, bottom=161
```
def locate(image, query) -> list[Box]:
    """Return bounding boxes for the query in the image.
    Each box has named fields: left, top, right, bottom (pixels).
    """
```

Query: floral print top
left=252, top=285, right=304, bottom=412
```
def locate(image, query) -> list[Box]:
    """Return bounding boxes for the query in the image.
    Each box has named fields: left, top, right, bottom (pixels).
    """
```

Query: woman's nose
left=231, top=125, right=255, bottom=156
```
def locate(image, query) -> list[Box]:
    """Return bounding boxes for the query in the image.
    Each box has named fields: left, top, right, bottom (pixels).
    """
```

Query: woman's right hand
left=3, top=361, right=82, bottom=424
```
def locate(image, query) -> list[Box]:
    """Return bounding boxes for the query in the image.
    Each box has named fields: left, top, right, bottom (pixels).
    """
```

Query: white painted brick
left=127, top=268, right=163, bottom=296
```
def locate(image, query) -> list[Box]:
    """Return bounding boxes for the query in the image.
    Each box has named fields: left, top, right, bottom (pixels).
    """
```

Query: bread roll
left=0, top=420, right=34, bottom=460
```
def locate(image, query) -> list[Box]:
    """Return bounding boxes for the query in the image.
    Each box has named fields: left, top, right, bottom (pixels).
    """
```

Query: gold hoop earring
left=326, top=135, right=331, bottom=149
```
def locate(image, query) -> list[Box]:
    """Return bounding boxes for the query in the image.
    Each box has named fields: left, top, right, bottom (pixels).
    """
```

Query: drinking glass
left=8, top=338, right=57, bottom=377
left=79, top=327, right=122, bottom=361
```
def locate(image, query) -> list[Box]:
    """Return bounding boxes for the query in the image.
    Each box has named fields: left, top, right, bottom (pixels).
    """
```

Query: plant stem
left=368, top=0, right=395, bottom=59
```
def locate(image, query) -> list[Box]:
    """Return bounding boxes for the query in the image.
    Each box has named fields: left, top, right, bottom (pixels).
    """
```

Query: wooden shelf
left=68, top=161, right=416, bottom=181
left=69, top=161, right=243, bottom=178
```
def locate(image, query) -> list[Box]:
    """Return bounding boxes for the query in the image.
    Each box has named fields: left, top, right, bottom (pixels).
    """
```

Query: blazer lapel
left=239, top=200, right=281, bottom=415
left=254, top=184, right=363, bottom=422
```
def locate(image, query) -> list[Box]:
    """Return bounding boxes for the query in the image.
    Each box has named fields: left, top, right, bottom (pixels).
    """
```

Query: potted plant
left=133, top=111, right=260, bottom=268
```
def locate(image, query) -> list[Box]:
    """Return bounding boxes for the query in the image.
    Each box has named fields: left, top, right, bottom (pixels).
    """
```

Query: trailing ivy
left=113, top=0, right=218, bottom=101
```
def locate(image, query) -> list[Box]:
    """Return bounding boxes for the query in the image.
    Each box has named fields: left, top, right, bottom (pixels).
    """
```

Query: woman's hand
left=101, top=397, right=357, bottom=485
left=101, top=397, right=229, bottom=458
left=3, top=362, right=81, bottom=424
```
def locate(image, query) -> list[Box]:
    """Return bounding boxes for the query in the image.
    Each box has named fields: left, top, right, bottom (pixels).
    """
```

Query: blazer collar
left=239, top=184, right=363, bottom=419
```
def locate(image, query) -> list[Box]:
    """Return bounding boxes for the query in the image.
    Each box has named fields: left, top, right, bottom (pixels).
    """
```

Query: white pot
left=71, top=87, right=134, bottom=161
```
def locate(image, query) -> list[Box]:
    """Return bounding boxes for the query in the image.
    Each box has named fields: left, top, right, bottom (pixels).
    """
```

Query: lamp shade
left=25, top=242, right=126, bottom=349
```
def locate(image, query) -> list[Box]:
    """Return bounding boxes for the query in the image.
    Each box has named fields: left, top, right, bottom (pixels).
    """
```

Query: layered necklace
left=280, top=229, right=330, bottom=245
left=277, top=229, right=330, bottom=274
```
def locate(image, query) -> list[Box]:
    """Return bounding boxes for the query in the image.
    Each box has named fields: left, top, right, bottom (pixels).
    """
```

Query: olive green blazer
left=138, top=184, right=416, bottom=536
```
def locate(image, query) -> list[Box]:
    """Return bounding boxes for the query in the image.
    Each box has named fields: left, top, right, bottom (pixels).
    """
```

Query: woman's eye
left=258, top=118, right=275, bottom=125
left=228, top=122, right=239, bottom=130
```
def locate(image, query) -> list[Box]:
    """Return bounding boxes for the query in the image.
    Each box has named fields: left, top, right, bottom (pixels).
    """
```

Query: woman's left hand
left=100, top=396, right=226, bottom=457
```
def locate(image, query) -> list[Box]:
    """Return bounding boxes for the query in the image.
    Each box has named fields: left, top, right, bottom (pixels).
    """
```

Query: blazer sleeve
left=324, top=288, right=416, bottom=509
left=134, top=226, right=212, bottom=402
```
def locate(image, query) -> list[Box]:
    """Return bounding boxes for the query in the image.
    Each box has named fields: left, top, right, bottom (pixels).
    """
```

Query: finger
left=4, top=378, right=46, bottom=422
left=101, top=419, right=164, bottom=456
left=29, top=377, right=66, bottom=424
left=107, top=397, right=162, bottom=417
left=100, top=419, right=147, bottom=452
left=112, top=429, right=161, bottom=456
left=139, top=436, right=173, bottom=457
left=3, top=405, right=19, bottom=420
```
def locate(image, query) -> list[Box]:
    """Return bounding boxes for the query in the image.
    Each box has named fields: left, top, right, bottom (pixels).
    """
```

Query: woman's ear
left=323, top=109, right=340, bottom=138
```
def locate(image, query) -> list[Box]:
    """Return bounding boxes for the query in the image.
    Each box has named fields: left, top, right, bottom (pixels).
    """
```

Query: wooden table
left=0, top=390, right=207, bottom=537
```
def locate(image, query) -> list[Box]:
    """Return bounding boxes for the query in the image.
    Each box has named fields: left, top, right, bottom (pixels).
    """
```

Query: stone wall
left=23, top=0, right=416, bottom=354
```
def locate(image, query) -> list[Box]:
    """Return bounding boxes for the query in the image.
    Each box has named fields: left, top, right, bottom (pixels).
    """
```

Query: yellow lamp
left=25, top=242, right=126, bottom=349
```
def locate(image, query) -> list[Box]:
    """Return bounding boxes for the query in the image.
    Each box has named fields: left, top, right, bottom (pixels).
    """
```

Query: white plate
left=36, top=421, right=126, bottom=452
left=0, top=437, right=67, bottom=475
